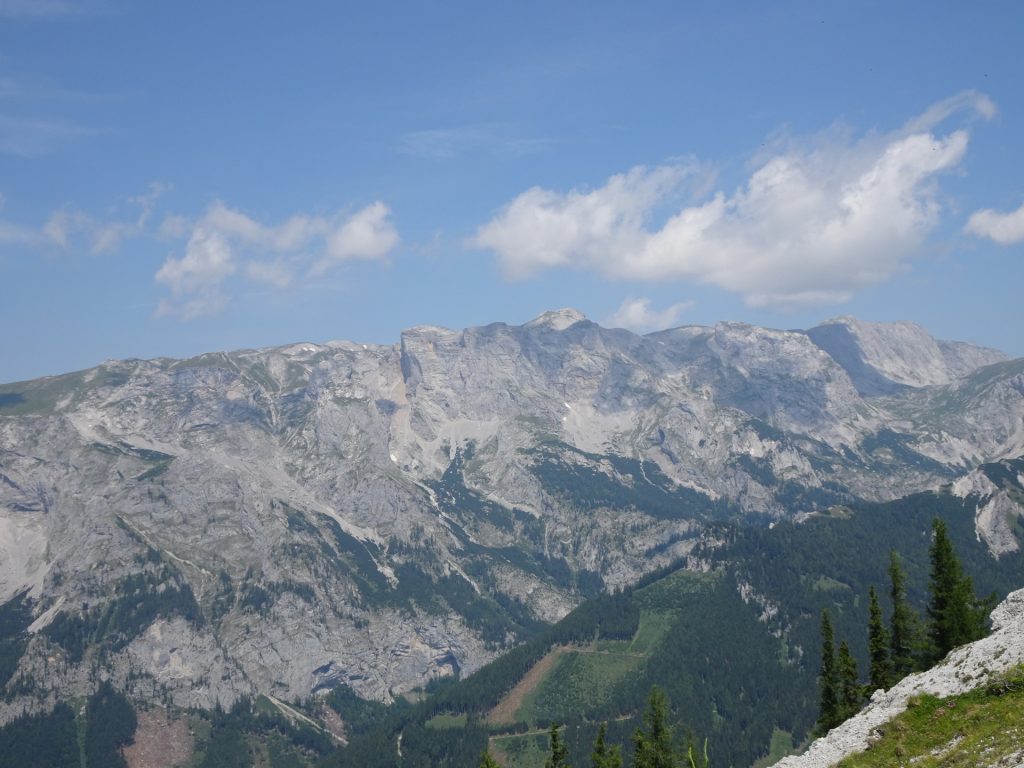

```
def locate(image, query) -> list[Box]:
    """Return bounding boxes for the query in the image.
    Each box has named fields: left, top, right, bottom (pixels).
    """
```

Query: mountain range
left=1, top=310, right=1022, bottom=736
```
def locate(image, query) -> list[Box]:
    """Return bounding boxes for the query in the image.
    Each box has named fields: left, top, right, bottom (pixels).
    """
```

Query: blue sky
left=1, top=1, right=1023, bottom=382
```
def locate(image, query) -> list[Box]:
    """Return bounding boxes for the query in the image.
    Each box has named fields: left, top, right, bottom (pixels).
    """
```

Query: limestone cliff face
left=776, top=587, right=1024, bottom=768
left=0, top=312, right=1021, bottom=717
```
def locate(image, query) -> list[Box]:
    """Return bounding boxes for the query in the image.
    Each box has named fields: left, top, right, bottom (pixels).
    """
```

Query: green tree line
left=816, top=518, right=994, bottom=732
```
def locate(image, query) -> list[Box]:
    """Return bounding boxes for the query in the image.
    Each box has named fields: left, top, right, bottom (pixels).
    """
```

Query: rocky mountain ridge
left=0, top=312, right=1022, bottom=718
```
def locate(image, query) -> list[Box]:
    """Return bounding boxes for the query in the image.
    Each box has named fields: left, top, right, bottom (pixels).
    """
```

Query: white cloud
left=902, top=90, right=996, bottom=133
left=604, top=297, right=693, bottom=333
left=43, top=207, right=90, bottom=248
left=473, top=164, right=691, bottom=279
left=36, top=182, right=170, bottom=254
left=129, top=181, right=171, bottom=228
left=90, top=221, right=133, bottom=254
left=156, top=227, right=235, bottom=295
left=156, top=201, right=398, bottom=318
left=316, top=201, right=399, bottom=273
left=965, top=202, right=1024, bottom=245
left=473, top=92, right=992, bottom=310
left=246, top=260, right=294, bottom=289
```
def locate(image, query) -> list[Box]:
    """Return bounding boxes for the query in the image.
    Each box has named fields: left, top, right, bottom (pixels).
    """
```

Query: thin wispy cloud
left=0, top=219, right=37, bottom=245
left=40, top=181, right=169, bottom=253
left=472, top=92, right=994, bottom=310
left=0, top=73, right=123, bottom=103
left=0, top=115, right=91, bottom=156
left=0, top=0, right=103, bottom=18
left=0, top=182, right=169, bottom=257
left=156, top=201, right=400, bottom=319
left=399, top=123, right=554, bottom=160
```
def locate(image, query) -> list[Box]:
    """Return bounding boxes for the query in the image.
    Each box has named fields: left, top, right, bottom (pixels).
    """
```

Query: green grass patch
left=628, top=611, right=674, bottom=655
left=633, top=569, right=716, bottom=612
left=752, top=728, right=795, bottom=767
left=492, top=731, right=550, bottom=768
left=806, top=575, right=852, bottom=593
left=519, top=647, right=645, bottom=724
left=837, top=666, right=1024, bottom=767
left=424, top=712, right=468, bottom=730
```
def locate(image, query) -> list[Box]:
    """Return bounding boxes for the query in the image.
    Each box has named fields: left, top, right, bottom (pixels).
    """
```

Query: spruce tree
left=632, top=687, right=675, bottom=768
left=927, top=518, right=988, bottom=663
left=817, top=608, right=840, bottom=733
left=888, top=551, right=917, bottom=677
left=480, top=750, right=502, bottom=768
left=837, top=640, right=863, bottom=721
left=867, top=585, right=892, bottom=691
left=591, top=722, right=622, bottom=768
left=927, top=517, right=962, bottom=660
left=545, top=722, right=571, bottom=768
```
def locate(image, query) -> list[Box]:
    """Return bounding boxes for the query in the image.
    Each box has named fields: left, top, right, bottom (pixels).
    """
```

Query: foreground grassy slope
left=837, top=666, right=1024, bottom=768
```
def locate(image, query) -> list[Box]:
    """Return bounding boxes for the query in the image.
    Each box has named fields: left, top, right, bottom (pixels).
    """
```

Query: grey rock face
left=0, top=311, right=1021, bottom=716
left=807, top=316, right=1007, bottom=395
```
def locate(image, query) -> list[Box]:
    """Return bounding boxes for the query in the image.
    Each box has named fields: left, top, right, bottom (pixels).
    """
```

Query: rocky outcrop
left=951, top=458, right=1024, bottom=557
left=776, top=587, right=1024, bottom=768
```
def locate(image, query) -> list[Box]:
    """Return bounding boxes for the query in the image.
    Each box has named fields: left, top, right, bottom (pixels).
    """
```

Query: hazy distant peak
left=807, top=316, right=1007, bottom=395
left=524, top=308, right=588, bottom=330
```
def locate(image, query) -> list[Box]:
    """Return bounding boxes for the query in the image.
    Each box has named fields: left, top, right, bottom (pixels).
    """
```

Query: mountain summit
left=524, top=308, right=589, bottom=330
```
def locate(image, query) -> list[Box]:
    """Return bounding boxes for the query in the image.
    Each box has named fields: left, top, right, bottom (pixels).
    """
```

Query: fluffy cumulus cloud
left=965, top=202, right=1024, bottom=245
left=473, top=91, right=993, bottom=310
left=315, top=201, right=400, bottom=274
left=155, top=201, right=399, bottom=318
left=604, top=297, right=694, bottom=333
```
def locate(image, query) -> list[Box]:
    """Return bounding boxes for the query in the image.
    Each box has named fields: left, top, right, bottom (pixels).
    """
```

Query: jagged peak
left=524, top=308, right=587, bottom=331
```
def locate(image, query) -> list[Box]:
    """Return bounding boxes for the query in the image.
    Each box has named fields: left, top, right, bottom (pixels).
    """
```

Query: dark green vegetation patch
left=0, top=590, right=33, bottom=692
left=42, top=565, right=202, bottom=664
left=0, top=682, right=135, bottom=768
left=528, top=442, right=733, bottom=521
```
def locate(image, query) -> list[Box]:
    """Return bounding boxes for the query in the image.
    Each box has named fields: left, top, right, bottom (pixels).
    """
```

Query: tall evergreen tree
left=817, top=609, right=840, bottom=733
left=479, top=750, right=501, bottom=768
left=632, top=686, right=675, bottom=768
left=837, top=640, right=863, bottom=721
left=888, top=551, right=917, bottom=677
left=926, top=518, right=993, bottom=664
left=591, top=722, right=623, bottom=768
left=867, top=585, right=892, bottom=691
left=545, top=722, right=571, bottom=768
